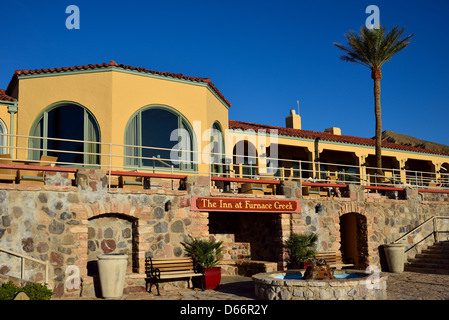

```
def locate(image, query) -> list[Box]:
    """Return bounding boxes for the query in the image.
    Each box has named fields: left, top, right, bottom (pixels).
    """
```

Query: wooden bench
left=145, top=257, right=204, bottom=295
left=315, top=251, right=355, bottom=270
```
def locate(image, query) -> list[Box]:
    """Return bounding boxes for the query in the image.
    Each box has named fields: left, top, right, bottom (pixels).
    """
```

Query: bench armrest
left=150, top=267, right=161, bottom=280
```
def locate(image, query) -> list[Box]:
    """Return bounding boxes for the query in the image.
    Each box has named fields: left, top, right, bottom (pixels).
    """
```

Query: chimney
left=325, top=127, right=341, bottom=135
left=286, top=109, right=301, bottom=130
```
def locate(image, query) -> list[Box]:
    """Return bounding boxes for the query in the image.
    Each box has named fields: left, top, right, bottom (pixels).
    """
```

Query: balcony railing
left=0, top=132, right=447, bottom=195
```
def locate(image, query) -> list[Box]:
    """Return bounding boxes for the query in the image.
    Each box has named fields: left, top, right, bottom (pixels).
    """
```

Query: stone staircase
left=405, top=241, right=449, bottom=275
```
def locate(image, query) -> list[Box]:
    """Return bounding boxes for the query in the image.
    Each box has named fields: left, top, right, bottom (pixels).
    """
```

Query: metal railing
left=0, top=247, right=49, bottom=286
left=0, top=132, right=448, bottom=193
left=393, top=216, right=449, bottom=259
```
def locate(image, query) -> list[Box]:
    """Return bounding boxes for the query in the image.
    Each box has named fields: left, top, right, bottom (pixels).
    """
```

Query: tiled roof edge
left=14, top=61, right=231, bottom=107
left=229, top=120, right=449, bottom=157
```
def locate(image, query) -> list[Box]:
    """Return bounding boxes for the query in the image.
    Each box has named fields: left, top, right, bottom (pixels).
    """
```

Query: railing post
left=433, top=217, right=439, bottom=243
left=108, top=142, right=113, bottom=189
left=21, top=256, right=25, bottom=280
left=45, top=261, right=49, bottom=285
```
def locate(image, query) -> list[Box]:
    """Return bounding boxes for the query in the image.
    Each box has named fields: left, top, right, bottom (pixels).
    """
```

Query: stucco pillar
left=433, top=161, right=443, bottom=183
left=7, top=103, right=18, bottom=157
left=355, top=152, right=369, bottom=186
left=397, top=157, right=408, bottom=184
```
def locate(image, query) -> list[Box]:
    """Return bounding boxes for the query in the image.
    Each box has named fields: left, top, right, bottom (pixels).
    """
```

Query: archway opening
left=339, top=212, right=368, bottom=269
left=209, top=212, right=283, bottom=262
left=87, top=213, right=139, bottom=274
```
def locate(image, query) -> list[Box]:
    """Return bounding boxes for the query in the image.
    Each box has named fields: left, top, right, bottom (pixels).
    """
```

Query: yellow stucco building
left=0, top=60, right=448, bottom=188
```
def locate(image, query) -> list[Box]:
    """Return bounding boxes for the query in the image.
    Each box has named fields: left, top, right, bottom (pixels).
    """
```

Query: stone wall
left=1, top=171, right=449, bottom=299
left=0, top=171, right=207, bottom=298
left=296, top=183, right=449, bottom=269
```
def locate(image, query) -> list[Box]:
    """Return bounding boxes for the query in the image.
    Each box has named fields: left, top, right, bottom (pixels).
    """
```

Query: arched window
left=211, top=121, right=225, bottom=174
left=233, top=140, right=258, bottom=178
left=29, top=103, right=100, bottom=165
left=0, top=118, right=7, bottom=154
left=124, top=106, right=196, bottom=171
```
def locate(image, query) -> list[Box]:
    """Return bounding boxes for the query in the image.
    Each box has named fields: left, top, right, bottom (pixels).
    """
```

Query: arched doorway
left=339, top=213, right=368, bottom=269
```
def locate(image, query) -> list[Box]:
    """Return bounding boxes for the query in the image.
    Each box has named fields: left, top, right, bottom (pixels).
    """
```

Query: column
left=7, top=103, right=18, bottom=157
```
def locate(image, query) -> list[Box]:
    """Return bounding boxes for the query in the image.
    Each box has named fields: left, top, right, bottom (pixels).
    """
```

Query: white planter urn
left=97, top=254, right=128, bottom=299
left=384, top=243, right=406, bottom=273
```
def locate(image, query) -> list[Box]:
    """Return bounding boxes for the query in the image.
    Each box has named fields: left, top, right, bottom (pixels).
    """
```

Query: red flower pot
left=204, top=267, right=221, bottom=289
left=301, top=261, right=314, bottom=269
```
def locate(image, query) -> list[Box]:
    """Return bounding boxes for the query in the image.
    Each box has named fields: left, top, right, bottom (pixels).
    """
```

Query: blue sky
left=1, top=0, right=448, bottom=145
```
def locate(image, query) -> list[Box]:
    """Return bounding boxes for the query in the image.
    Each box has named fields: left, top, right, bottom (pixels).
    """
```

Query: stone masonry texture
left=0, top=171, right=448, bottom=298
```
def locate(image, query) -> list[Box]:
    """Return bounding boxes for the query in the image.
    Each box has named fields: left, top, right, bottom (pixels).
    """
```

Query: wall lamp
left=165, top=200, right=172, bottom=212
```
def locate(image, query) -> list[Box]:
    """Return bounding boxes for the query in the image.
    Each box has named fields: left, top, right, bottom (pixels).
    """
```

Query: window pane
left=124, top=114, right=139, bottom=167
left=181, top=119, right=194, bottom=170
left=141, top=109, right=179, bottom=168
left=30, top=118, right=43, bottom=160
left=211, top=123, right=223, bottom=174
left=86, top=113, right=100, bottom=164
left=46, top=105, right=84, bottom=164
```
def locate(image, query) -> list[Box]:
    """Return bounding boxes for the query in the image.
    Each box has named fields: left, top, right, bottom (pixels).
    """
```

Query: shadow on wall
left=378, top=245, right=389, bottom=272
left=87, top=260, right=102, bottom=297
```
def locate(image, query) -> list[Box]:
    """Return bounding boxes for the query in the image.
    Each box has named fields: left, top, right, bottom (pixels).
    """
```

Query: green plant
left=0, top=281, right=20, bottom=300
left=181, top=236, right=223, bottom=268
left=284, top=233, right=318, bottom=268
left=0, top=281, right=53, bottom=300
left=23, top=283, right=53, bottom=300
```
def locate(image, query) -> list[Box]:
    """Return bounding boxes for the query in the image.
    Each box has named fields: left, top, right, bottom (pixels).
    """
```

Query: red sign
left=191, top=197, right=300, bottom=213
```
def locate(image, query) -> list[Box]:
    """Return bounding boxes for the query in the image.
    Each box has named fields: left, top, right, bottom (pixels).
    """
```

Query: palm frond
left=334, top=24, right=414, bottom=70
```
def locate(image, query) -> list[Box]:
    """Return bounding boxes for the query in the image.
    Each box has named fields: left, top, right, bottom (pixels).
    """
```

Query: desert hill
left=380, top=130, right=449, bottom=153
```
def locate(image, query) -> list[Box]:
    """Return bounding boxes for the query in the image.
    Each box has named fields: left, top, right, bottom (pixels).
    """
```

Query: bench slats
left=153, top=266, right=195, bottom=272
left=315, top=251, right=354, bottom=270
left=159, top=271, right=203, bottom=279
left=145, top=257, right=204, bottom=295
left=151, top=258, right=193, bottom=263
left=151, top=262, right=193, bottom=269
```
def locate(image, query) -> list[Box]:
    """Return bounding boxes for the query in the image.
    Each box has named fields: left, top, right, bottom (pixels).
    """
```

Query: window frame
left=0, top=118, right=7, bottom=154
left=28, top=101, right=101, bottom=166
left=124, top=105, right=197, bottom=172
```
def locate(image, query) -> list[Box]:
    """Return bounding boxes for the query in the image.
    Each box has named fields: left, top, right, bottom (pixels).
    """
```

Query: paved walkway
left=76, top=271, right=449, bottom=300
left=386, top=271, right=449, bottom=300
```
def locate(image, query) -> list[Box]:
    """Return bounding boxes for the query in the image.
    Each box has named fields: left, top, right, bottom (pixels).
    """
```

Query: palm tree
left=334, top=25, right=414, bottom=175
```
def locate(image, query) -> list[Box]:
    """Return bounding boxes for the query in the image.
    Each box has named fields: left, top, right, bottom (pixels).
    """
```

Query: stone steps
left=404, top=266, right=449, bottom=275
left=405, top=241, right=449, bottom=274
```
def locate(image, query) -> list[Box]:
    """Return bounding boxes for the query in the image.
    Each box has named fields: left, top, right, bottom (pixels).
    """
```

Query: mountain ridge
left=380, top=130, right=449, bottom=153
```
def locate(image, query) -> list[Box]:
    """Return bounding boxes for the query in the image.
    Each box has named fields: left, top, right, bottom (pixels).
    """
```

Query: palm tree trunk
left=373, top=70, right=383, bottom=176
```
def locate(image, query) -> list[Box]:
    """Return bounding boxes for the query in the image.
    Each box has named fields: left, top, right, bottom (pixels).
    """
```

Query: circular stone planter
left=252, top=270, right=388, bottom=300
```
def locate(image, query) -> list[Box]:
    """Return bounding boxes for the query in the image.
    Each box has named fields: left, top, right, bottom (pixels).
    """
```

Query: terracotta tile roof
left=229, top=120, right=449, bottom=157
left=13, top=61, right=231, bottom=107
left=0, top=89, right=16, bottom=102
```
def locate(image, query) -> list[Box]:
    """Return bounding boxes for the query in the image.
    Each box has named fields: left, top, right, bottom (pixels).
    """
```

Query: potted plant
left=181, top=236, right=223, bottom=290
left=284, top=232, right=318, bottom=269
